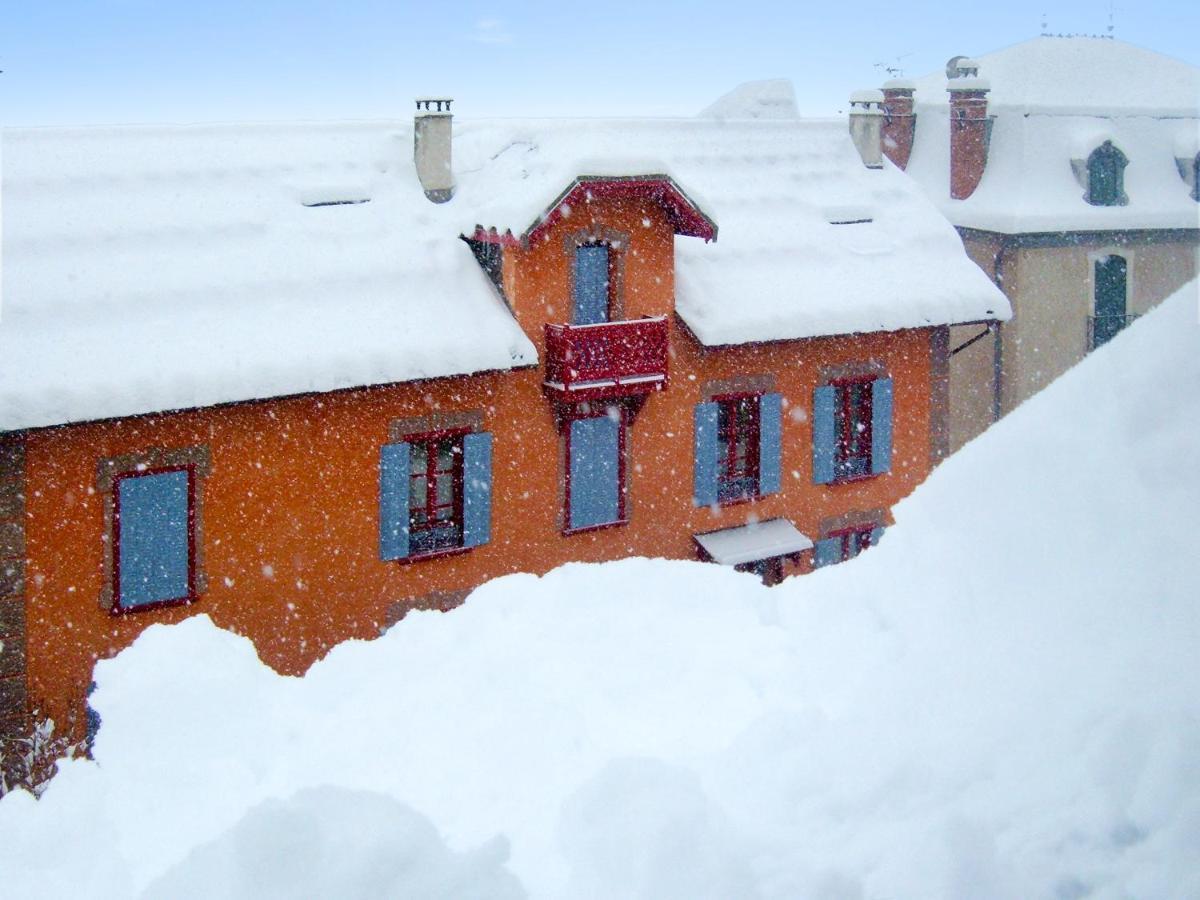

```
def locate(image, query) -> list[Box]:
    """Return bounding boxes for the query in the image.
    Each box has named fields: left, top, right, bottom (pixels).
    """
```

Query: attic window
left=302, top=198, right=371, bottom=208
left=1085, top=142, right=1128, bottom=207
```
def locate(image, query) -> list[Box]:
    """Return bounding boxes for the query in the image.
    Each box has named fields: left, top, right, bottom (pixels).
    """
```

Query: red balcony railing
left=543, top=316, right=669, bottom=400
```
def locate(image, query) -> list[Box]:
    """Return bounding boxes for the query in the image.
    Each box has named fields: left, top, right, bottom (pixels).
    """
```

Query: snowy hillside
left=1, top=282, right=1197, bottom=897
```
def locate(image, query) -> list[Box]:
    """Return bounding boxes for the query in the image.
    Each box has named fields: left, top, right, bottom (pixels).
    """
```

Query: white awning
left=693, top=519, right=814, bottom=567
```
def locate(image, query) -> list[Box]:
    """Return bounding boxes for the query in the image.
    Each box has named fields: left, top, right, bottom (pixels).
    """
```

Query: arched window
left=1086, top=141, right=1128, bottom=206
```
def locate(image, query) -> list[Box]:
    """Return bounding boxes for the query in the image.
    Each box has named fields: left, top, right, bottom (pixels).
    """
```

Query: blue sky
left=2, top=0, right=1197, bottom=125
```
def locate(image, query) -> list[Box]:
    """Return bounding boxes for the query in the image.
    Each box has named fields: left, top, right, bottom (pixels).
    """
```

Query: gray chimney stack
left=414, top=98, right=454, bottom=203
left=848, top=90, right=885, bottom=169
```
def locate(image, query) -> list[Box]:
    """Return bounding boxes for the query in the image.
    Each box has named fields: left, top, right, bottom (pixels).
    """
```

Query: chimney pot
left=946, top=67, right=991, bottom=200
left=848, top=90, right=885, bottom=169
left=414, top=96, right=455, bottom=203
left=881, top=81, right=917, bottom=170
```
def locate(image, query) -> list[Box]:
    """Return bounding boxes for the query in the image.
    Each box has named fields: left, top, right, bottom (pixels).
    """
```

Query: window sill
left=829, top=471, right=880, bottom=486
left=110, top=594, right=199, bottom=615
left=562, top=519, right=629, bottom=537
left=717, top=493, right=762, bottom=508
left=395, top=545, right=473, bottom=565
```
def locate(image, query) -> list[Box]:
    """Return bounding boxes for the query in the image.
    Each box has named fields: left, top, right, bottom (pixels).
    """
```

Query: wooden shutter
left=758, top=393, right=782, bottom=495
left=871, top=377, right=894, bottom=476
left=379, top=442, right=411, bottom=560
left=117, top=470, right=191, bottom=607
left=462, top=432, right=494, bottom=549
left=812, top=385, right=837, bottom=484
left=569, top=416, right=621, bottom=529
left=813, top=538, right=841, bottom=568
left=693, top=402, right=720, bottom=507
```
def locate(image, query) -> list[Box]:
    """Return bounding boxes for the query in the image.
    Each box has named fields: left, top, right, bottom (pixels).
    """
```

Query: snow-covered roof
left=904, top=37, right=1200, bottom=233
left=694, top=518, right=813, bottom=566
left=1, top=113, right=1008, bottom=431
left=913, top=36, right=1200, bottom=116
left=0, top=123, right=538, bottom=431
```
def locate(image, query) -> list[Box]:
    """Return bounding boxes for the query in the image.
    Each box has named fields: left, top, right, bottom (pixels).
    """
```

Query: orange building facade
left=1, top=177, right=955, bottom=783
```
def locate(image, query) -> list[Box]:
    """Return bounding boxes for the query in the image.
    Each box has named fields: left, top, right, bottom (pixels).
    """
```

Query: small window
left=717, top=395, right=760, bottom=503
left=566, top=410, right=626, bottom=532
left=835, top=380, right=873, bottom=480
left=693, top=393, right=782, bottom=507
left=409, top=433, right=465, bottom=555
left=1193, top=154, right=1200, bottom=202
left=813, top=376, right=893, bottom=484
left=1086, top=141, right=1128, bottom=207
left=573, top=243, right=613, bottom=325
left=380, top=430, right=493, bottom=560
left=814, top=525, right=883, bottom=568
left=113, top=467, right=196, bottom=611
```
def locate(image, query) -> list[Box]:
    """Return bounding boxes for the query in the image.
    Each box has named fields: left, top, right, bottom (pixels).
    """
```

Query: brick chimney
left=414, top=97, right=454, bottom=203
left=848, top=90, right=885, bottom=169
left=946, top=59, right=990, bottom=200
left=881, top=79, right=916, bottom=170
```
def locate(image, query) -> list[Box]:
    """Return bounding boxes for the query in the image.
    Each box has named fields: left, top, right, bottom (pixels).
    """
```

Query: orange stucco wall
left=19, top=190, right=940, bottom=746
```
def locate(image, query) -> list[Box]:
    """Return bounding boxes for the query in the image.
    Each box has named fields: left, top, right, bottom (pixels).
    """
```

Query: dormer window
left=1086, top=141, right=1128, bottom=206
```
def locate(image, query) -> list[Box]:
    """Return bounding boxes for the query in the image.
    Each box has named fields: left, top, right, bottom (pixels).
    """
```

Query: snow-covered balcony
left=542, top=317, right=669, bottom=401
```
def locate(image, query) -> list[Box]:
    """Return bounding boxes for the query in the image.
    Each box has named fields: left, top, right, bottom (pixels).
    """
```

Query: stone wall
left=0, top=433, right=29, bottom=788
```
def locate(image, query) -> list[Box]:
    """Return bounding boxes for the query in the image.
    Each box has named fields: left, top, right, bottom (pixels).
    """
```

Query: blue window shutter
left=569, top=416, right=621, bottom=528
left=379, top=442, right=411, bottom=560
left=812, top=385, right=836, bottom=485
left=814, top=538, right=840, bottom=568
left=870, top=526, right=884, bottom=547
left=462, top=432, right=493, bottom=548
left=758, top=392, right=782, bottom=496
left=871, top=377, right=894, bottom=475
left=693, top=402, right=719, bottom=507
left=573, top=245, right=610, bottom=325
left=117, top=470, right=190, bottom=606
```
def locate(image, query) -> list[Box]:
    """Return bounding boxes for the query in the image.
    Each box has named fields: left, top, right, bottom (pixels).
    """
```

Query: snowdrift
left=1, top=282, right=1198, bottom=898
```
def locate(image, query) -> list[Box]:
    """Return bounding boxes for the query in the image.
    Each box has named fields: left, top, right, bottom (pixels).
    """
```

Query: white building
left=880, top=36, right=1200, bottom=450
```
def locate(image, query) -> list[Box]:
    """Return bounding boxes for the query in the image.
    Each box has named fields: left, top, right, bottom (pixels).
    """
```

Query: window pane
left=409, top=473, right=427, bottom=508
left=410, top=443, right=427, bottom=475
left=436, top=472, right=454, bottom=506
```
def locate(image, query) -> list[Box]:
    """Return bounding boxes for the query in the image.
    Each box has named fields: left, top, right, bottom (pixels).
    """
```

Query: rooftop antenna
left=1107, top=2, right=1116, bottom=38
left=873, top=52, right=913, bottom=79
left=1040, top=12, right=1049, bottom=36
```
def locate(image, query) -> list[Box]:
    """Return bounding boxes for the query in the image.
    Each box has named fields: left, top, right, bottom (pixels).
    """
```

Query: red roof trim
left=522, top=175, right=718, bottom=246
left=467, top=225, right=521, bottom=247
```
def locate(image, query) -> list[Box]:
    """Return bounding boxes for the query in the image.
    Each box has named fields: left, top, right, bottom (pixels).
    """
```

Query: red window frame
left=563, top=405, right=628, bottom=535
left=714, top=392, right=761, bottom=504
left=826, top=525, right=876, bottom=563
left=833, top=377, right=873, bottom=482
left=111, top=464, right=198, bottom=614
left=406, top=428, right=468, bottom=557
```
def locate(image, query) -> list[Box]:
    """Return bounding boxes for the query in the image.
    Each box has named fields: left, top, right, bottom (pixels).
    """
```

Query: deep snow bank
left=1, top=282, right=1198, bottom=899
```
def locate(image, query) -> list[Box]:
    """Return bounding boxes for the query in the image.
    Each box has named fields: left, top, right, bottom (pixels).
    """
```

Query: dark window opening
left=1086, top=142, right=1128, bottom=206
left=716, top=395, right=761, bottom=503
left=408, top=433, right=465, bottom=555
left=834, top=379, right=873, bottom=480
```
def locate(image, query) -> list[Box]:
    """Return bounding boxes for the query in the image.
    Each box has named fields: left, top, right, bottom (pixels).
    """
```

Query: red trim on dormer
left=468, top=225, right=521, bottom=247
left=522, top=176, right=717, bottom=247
